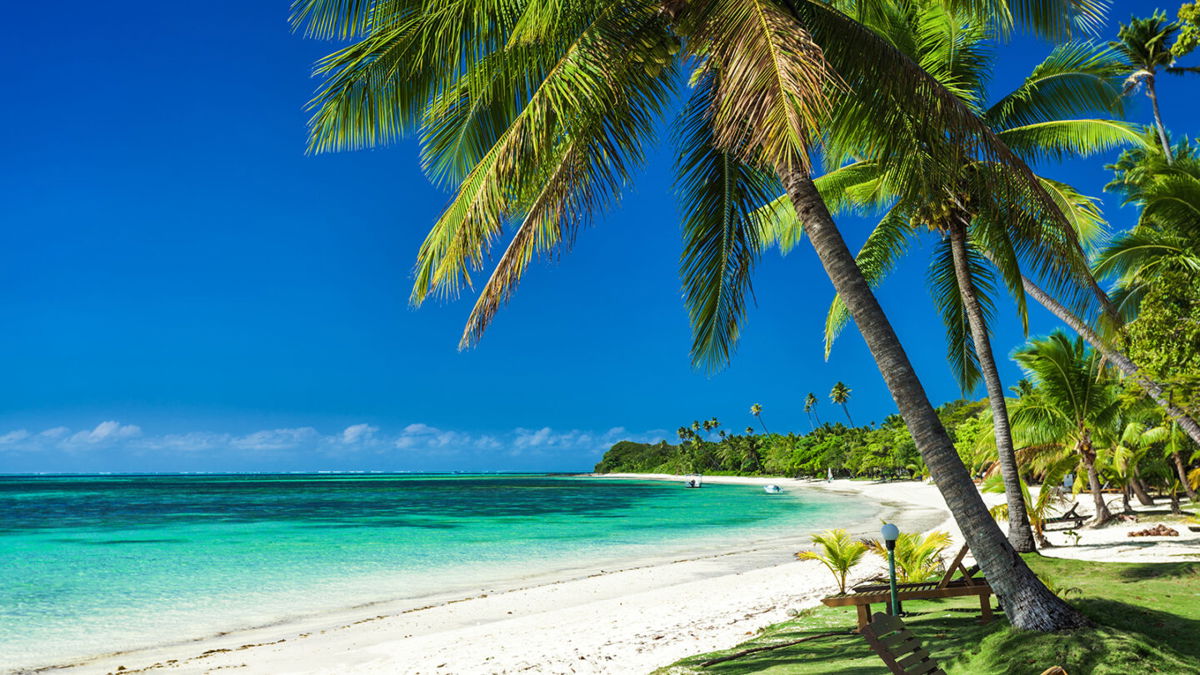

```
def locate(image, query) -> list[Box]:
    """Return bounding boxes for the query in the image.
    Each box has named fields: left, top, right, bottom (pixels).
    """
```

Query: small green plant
left=1063, top=529, right=1082, bottom=546
left=796, top=529, right=869, bottom=594
left=866, top=529, right=952, bottom=583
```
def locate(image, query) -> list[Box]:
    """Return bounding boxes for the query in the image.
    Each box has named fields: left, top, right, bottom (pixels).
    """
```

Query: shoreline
left=27, top=475, right=951, bottom=675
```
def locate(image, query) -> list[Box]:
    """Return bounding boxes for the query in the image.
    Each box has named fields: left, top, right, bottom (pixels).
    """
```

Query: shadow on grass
left=1076, top=597, right=1200, bottom=660
left=1112, top=560, right=1200, bottom=582
left=682, top=606, right=1002, bottom=674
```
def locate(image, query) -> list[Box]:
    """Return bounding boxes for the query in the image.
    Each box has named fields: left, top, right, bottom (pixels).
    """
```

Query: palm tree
left=750, top=403, right=768, bottom=434
left=829, top=382, right=853, bottom=426
left=796, top=529, right=868, bottom=594
left=1096, top=137, right=1200, bottom=319
left=1010, top=332, right=1123, bottom=526
left=866, top=530, right=952, bottom=583
left=984, top=467, right=1072, bottom=548
left=295, top=0, right=1092, bottom=631
left=804, top=392, right=821, bottom=429
left=1111, top=12, right=1197, bottom=161
left=766, top=15, right=1135, bottom=553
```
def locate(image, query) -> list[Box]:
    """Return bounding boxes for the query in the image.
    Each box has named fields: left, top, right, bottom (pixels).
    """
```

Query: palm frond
left=985, top=41, right=1126, bottom=131
left=824, top=206, right=918, bottom=356
left=928, top=234, right=997, bottom=392
left=413, top=2, right=674, bottom=312
left=679, top=0, right=833, bottom=174
left=996, top=119, right=1145, bottom=165
left=676, top=69, right=782, bottom=371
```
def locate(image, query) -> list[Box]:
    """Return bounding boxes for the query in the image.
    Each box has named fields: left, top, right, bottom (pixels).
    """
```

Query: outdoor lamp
left=881, top=523, right=900, bottom=616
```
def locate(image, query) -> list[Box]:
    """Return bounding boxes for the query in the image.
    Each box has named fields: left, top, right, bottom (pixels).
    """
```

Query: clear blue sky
left=0, top=1, right=1192, bottom=472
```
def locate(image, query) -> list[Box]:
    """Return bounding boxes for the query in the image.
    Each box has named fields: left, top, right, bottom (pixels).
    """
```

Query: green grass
left=657, top=556, right=1200, bottom=674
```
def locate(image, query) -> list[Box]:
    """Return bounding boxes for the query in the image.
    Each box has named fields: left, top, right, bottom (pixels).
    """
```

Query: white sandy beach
left=40, top=475, right=1197, bottom=675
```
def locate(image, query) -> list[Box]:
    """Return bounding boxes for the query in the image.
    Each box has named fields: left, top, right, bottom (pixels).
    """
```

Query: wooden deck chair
left=860, top=612, right=945, bottom=675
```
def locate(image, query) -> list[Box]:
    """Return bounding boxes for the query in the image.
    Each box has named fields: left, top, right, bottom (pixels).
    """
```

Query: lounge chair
left=1043, top=503, right=1086, bottom=530
left=821, top=544, right=993, bottom=630
left=861, top=612, right=945, bottom=675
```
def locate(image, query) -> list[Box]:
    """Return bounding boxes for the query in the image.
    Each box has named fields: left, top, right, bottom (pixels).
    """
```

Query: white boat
left=684, top=474, right=703, bottom=488
left=763, top=484, right=783, bottom=494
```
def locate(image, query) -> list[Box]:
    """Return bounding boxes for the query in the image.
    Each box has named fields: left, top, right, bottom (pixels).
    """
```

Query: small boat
left=763, top=484, right=783, bottom=494
left=684, top=473, right=703, bottom=488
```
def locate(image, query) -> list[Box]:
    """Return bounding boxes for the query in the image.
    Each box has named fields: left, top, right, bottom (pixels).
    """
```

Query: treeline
left=594, top=400, right=986, bottom=478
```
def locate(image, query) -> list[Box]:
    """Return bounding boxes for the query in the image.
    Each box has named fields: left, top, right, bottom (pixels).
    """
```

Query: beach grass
left=658, top=555, right=1200, bottom=674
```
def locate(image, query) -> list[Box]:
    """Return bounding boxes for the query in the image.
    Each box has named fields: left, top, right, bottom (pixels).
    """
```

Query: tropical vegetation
left=795, top=529, right=868, bottom=594
left=294, top=0, right=1198, bottom=634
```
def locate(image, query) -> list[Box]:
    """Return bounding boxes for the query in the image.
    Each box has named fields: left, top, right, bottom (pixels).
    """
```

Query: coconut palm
left=866, top=530, right=952, bottom=583
left=750, top=403, right=769, bottom=434
left=295, top=0, right=1093, bottom=631
left=803, top=392, right=821, bottom=429
left=984, top=460, right=1072, bottom=547
left=763, top=10, right=1136, bottom=552
left=796, top=528, right=868, bottom=594
left=829, top=381, right=854, bottom=426
left=1096, top=137, right=1200, bottom=320
left=1010, top=331, right=1123, bottom=525
left=1110, top=11, right=1199, bottom=161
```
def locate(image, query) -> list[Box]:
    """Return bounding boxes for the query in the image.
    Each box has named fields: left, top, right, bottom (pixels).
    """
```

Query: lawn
left=658, top=555, right=1200, bottom=674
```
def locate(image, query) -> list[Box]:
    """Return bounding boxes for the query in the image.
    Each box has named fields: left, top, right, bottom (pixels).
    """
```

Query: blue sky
left=0, top=1, right=1193, bottom=472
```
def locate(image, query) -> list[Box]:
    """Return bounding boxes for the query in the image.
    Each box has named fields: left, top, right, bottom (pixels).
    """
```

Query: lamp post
left=881, top=523, right=900, bottom=616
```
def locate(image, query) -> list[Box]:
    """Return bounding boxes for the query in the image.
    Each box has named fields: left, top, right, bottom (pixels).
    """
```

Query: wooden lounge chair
left=1043, top=503, right=1086, bottom=530
left=820, top=544, right=993, bottom=630
left=861, top=612, right=945, bottom=675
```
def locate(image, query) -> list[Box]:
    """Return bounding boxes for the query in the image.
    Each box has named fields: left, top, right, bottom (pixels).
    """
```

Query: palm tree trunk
left=1131, top=468, right=1155, bottom=506
left=948, top=221, right=1037, bottom=553
left=1172, top=451, right=1198, bottom=502
left=1017, top=274, right=1200, bottom=447
left=780, top=170, right=1087, bottom=631
left=841, top=404, right=854, bottom=426
left=1146, top=80, right=1173, bottom=164
left=1078, top=433, right=1112, bottom=526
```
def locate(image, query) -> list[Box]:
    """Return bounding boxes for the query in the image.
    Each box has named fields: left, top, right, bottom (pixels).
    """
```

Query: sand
left=38, top=475, right=1197, bottom=675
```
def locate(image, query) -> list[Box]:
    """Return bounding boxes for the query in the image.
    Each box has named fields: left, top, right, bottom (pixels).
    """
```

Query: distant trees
left=750, top=403, right=768, bottom=434
left=829, top=382, right=854, bottom=426
left=594, top=400, right=984, bottom=479
left=804, top=393, right=821, bottom=430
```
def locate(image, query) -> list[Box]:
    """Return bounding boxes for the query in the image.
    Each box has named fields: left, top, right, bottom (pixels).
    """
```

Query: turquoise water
left=0, top=474, right=872, bottom=670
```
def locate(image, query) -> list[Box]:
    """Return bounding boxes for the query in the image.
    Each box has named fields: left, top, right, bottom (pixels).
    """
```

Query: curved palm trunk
left=948, top=221, right=1037, bottom=553
left=840, top=404, right=854, bottom=426
left=1146, top=80, right=1173, bottom=164
left=781, top=170, right=1087, bottom=631
left=1017, top=274, right=1200, bottom=448
left=1131, top=468, right=1155, bottom=506
left=1078, top=431, right=1113, bottom=526
left=1172, top=451, right=1198, bottom=502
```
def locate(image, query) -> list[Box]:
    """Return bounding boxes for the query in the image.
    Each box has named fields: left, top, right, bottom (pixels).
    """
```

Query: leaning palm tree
left=764, top=10, right=1136, bottom=552
left=829, top=381, right=853, bottom=426
left=1110, top=11, right=1196, bottom=160
left=804, top=392, right=821, bottom=429
left=1010, top=331, right=1123, bottom=526
left=295, top=0, right=1093, bottom=630
left=750, top=403, right=769, bottom=434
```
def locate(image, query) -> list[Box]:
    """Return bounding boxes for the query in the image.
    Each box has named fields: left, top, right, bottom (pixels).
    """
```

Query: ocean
left=0, top=474, right=874, bottom=671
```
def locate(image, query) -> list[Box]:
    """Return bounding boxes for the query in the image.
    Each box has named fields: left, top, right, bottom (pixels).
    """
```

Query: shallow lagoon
left=0, top=474, right=872, bottom=670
